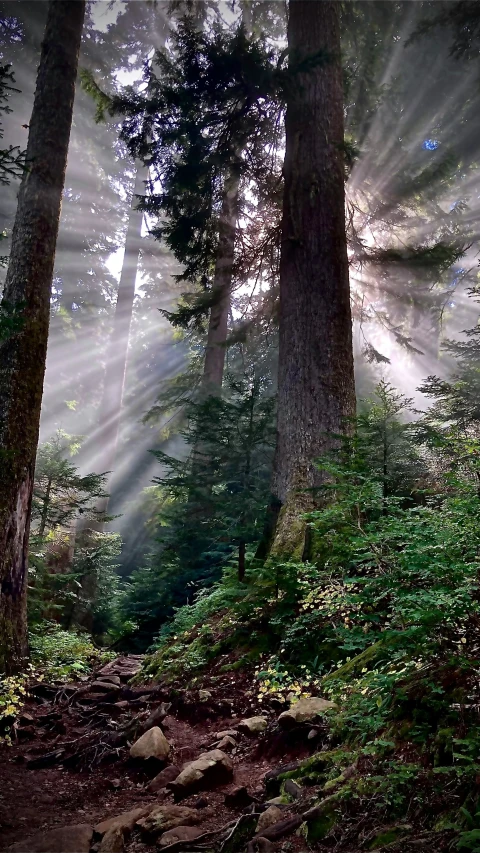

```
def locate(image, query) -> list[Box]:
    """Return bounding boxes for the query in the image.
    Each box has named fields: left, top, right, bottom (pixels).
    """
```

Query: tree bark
left=201, top=167, right=240, bottom=395
left=268, top=0, right=355, bottom=558
left=0, top=0, right=85, bottom=673
left=89, top=162, right=148, bottom=519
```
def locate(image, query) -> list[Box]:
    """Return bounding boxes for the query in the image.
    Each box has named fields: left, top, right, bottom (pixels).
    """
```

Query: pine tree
left=265, top=0, right=355, bottom=558
left=0, top=0, right=85, bottom=673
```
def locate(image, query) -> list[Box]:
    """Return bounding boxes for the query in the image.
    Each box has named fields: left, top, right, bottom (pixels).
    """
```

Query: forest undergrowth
left=132, top=373, right=480, bottom=851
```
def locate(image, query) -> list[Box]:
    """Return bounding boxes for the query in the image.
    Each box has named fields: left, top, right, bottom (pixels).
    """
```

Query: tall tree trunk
left=0, top=0, right=85, bottom=674
left=70, top=164, right=147, bottom=630
left=90, top=162, right=148, bottom=520
left=201, top=167, right=240, bottom=394
left=268, top=0, right=355, bottom=559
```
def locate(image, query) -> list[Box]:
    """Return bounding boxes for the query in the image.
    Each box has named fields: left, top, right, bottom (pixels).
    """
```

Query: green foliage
left=28, top=432, right=121, bottom=637
left=0, top=674, right=27, bottom=743
left=119, top=372, right=275, bottom=649
left=113, top=15, right=283, bottom=318
left=28, top=623, right=112, bottom=681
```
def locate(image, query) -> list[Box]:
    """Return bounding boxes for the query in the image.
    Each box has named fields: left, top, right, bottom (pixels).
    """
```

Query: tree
left=82, top=161, right=149, bottom=521
left=265, top=0, right=355, bottom=558
left=28, top=431, right=114, bottom=628
left=0, top=0, right=85, bottom=673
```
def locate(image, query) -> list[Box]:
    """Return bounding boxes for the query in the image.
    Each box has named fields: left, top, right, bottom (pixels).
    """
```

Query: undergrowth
left=142, top=444, right=480, bottom=848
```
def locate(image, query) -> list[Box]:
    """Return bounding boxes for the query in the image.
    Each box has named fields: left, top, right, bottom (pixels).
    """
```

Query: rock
left=307, top=728, right=319, bottom=740
left=17, top=725, right=36, bottom=740
left=95, top=807, right=150, bottom=836
left=216, top=735, right=237, bottom=752
left=113, top=701, right=129, bottom=711
left=82, top=692, right=109, bottom=702
left=7, top=825, right=93, bottom=853
left=198, top=689, right=212, bottom=701
left=283, top=779, right=302, bottom=799
left=108, top=778, right=122, bottom=790
left=97, top=655, right=144, bottom=680
left=192, top=797, right=209, bottom=809
left=19, top=712, right=34, bottom=724
left=168, top=749, right=234, bottom=798
left=265, top=796, right=288, bottom=806
left=99, top=827, right=124, bottom=853
left=95, top=675, right=121, bottom=686
left=256, top=806, right=284, bottom=834
left=91, top=680, right=121, bottom=692
left=247, top=839, right=275, bottom=853
left=278, top=697, right=336, bottom=728
left=238, top=716, right=268, bottom=735
left=158, top=825, right=204, bottom=847
left=130, top=726, right=170, bottom=761
left=215, top=729, right=238, bottom=739
left=224, top=786, right=253, bottom=809
left=136, top=805, right=200, bottom=838
left=142, top=703, right=171, bottom=733
left=147, top=765, right=181, bottom=793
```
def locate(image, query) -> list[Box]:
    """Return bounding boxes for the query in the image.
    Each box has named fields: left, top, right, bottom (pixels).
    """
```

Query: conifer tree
left=266, top=0, right=355, bottom=558
left=0, top=0, right=85, bottom=673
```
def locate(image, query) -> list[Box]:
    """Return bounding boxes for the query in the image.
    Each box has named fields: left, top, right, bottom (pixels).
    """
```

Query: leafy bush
left=29, top=622, right=113, bottom=681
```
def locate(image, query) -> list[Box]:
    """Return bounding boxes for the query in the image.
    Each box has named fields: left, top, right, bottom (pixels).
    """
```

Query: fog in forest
left=2, top=0, right=480, bottom=577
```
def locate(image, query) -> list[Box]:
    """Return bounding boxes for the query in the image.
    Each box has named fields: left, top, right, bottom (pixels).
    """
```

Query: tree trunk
left=201, top=167, right=240, bottom=395
left=0, top=0, right=85, bottom=673
left=268, top=0, right=355, bottom=559
left=88, top=162, right=148, bottom=520
left=70, top=164, right=147, bottom=628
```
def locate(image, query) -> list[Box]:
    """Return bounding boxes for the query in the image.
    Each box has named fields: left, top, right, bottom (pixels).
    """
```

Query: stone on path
left=91, top=680, right=121, bottom=692
left=130, top=726, right=170, bottom=761
left=158, top=825, right=204, bottom=847
left=216, top=735, right=236, bottom=751
left=168, top=749, right=233, bottom=797
left=147, top=763, right=181, bottom=793
left=256, top=806, right=284, bottom=834
left=238, top=716, right=268, bottom=734
left=136, top=804, right=201, bottom=837
left=198, top=689, right=212, bottom=701
left=95, top=674, right=121, bottom=686
left=277, top=697, right=336, bottom=728
left=224, top=786, right=253, bottom=808
left=99, top=827, right=124, bottom=853
left=97, top=655, right=144, bottom=680
left=7, top=824, right=93, bottom=853
left=215, top=729, right=238, bottom=739
left=95, top=807, right=151, bottom=836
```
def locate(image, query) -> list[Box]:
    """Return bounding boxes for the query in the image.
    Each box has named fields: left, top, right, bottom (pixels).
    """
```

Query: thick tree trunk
left=90, top=162, right=148, bottom=520
left=268, top=0, right=355, bottom=558
left=0, top=0, right=85, bottom=673
left=201, top=168, right=240, bottom=394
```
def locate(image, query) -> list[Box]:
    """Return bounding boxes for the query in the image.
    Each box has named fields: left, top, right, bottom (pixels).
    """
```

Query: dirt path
left=0, top=657, right=314, bottom=853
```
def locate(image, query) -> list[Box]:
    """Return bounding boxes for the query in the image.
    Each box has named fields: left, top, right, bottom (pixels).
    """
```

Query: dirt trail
left=0, top=657, right=317, bottom=853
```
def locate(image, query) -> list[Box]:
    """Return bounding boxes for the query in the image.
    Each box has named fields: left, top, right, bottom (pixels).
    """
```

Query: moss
left=323, top=772, right=347, bottom=793
left=322, top=640, right=392, bottom=684
left=366, top=825, right=411, bottom=850
left=269, top=500, right=310, bottom=560
left=307, top=810, right=338, bottom=841
left=434, top=727, right=454, bottom=766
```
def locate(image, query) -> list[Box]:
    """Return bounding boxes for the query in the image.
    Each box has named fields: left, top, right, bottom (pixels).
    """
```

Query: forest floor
left=0, top=655, right=455, bottom=853
left=0, top=655, right=314, bottom=853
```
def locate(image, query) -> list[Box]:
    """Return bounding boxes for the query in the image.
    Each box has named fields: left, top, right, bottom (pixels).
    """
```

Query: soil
left=0, top=658, right=314, bottom=853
